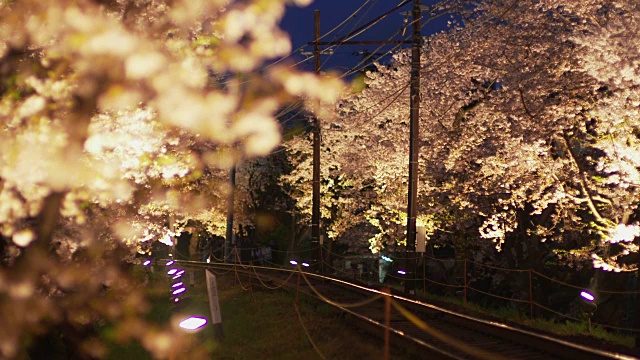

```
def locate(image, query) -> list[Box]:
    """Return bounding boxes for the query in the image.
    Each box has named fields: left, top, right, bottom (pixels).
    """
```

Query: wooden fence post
left=464, top=259, right=467, bottom=306
left=423, top=253, right=426, bottom=296
left=383, top=288, right=391, bottom=360
left=295, top=266, right=301, bottom=304
left=528, top=269, right=533, bottom=320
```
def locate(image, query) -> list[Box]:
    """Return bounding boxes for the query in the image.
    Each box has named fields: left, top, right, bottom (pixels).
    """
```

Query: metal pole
left=224, top=165, right=236, bottom=263
left=405, top=0, right=421, bottom=292
left=312, top=10, right=322, bottom=271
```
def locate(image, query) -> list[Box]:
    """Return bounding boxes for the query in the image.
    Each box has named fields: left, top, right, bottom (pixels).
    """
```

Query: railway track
left=177, top=260, right=637, bottom=360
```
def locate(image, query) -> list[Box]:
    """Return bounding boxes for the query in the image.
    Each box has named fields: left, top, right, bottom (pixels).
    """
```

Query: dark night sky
left=280, top=0, right=448, bottom=74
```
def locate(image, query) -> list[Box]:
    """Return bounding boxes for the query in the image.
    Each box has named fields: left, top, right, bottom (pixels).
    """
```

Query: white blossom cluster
left=282, top=0, right=640, bottom=271
left=0, top=0, right=343, bottom=357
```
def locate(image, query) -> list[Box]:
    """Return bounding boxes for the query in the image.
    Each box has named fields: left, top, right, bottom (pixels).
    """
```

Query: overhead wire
left=275, top=0, right=462, bottom=161
left=275, top=0, right=439, bottom=122
left=316, top=0, right=412, bottom=73
left=268, top=0, right=393, bottom=141
left=266, top=0, right=376, bottom=72
left=315, top=1, right=471, bottom=138
left=341, top=0, right=461, bottom=79
left=318, top=0, right=380, bottom=70
left=218, top=0, right=379, bottom=88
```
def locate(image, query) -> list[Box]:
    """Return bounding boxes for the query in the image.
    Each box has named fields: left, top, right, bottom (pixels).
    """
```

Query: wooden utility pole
left=405, top=0, right=421, bottom=293
left=308, top=2, right=416, bottom=274
left=312, top=10, right=322, bottom=271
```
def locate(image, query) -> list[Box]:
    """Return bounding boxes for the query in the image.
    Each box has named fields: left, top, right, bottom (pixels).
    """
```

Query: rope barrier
left=185, top=244, right=640, bottom=337
left=270, top=246, right=321, bottom=254
left=466, top=286, right=532, bottom=304
left=390, top=299, right=506, bottom=360
left=319, top=248, right=351, bottom=259
left=385, top=273, right=425, bottom=282
left=422, top=253, right=465, bottom=263
left=251, top=266, right=296, bottom=290
left=293, top=301, right=327, bottom=360
left=467, top=259, right=529, bottom=272
left=208, top=267, right=233, bottom=276
left=422, top=276, right=464, bottom=289
left=209, top=250, right=234, bottom=263
left=532, top=270, right=640, bottom=294
left=264, top=260, right=286, bottom=268
left=319, top=260, right=355, bottom=276
left=233, top=258, right=252, bottom=291
left=298, top=267, right=383, bottom=309
left=533, top=302, right=640, bottom=333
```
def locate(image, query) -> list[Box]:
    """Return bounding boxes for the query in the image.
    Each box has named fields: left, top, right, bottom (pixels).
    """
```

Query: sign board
left=416, top=226, right=426, bottom=253
left=206, top=269, right=224, bottom=339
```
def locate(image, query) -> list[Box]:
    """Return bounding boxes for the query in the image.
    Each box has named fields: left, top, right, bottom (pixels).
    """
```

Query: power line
left=318, top=0, right=380, bottom=70
left=263, top=0, right=378, bottom=72
left=330, top=0, right=411, bottom=45
left=309, top=0, right=411, bottom=70
left=341, top=0, right=459, bottom=79
left=217, top=1, right=378, bottom=86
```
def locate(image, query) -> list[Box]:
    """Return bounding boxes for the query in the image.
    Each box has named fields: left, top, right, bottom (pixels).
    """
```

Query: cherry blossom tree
left=284, top=0, right=639, bottom=272
left=0, top=0, right=342, bottom=357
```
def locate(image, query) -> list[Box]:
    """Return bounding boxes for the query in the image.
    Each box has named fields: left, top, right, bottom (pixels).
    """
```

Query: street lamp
left=179, top=316, right=208, bottom=331
left=580, top=291, right=595, bottom=302
left=580, top=290, right=597, bottom=333
left=172, top=287, right=186, bottom=296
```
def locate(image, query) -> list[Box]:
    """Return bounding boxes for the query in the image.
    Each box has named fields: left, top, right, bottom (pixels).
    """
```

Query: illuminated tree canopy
left=283, top=0, right=640, bottom=271
left=0, top=0, right=342, bottom=357
left=1, top=0, right=640, bottom=357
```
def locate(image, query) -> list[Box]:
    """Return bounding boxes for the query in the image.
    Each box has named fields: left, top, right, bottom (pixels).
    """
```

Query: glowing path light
left=302, top=262, right=310, bottom=267
left=580, top=290, right=595, bottom=302
left=166, top=260, right=175, bottom=266
left=176, top=270, right=185, bottom=277
left=143, top=260, right=152, bottom=266
left=172, top=287, right=186, bottom=295
left=172, top=282, right=184, bottom=288
left=397, top=270, right=407, bottom=275
left=179, top=316, right=207, bottom=331
left=289, top=260, right=298, bottom=266
left=168, top=268, right=178, bottom=275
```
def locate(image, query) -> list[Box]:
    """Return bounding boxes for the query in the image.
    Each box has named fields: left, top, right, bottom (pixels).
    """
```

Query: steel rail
left=176, top=260, right=637, bottom=360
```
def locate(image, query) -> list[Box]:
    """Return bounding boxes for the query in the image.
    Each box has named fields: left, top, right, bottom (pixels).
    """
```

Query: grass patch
left=112, top=267, right=406, bottom=359
left=198, top=273, right=408, bottom=360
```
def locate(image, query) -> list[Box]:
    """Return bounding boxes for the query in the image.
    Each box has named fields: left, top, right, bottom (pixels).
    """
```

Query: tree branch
left=561, top=133, right=609, bottom=225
